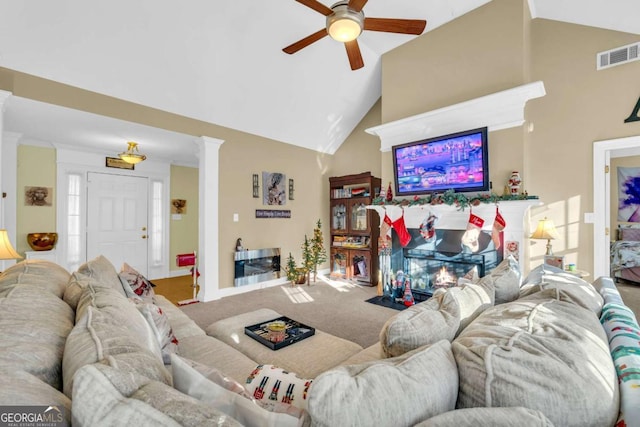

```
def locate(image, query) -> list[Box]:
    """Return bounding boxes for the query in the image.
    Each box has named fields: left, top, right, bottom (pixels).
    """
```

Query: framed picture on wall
left=544, top=255, right=564, bottom=270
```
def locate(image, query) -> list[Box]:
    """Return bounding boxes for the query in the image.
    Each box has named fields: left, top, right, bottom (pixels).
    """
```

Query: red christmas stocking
left=420, top=211, right=438, bottom=243
left=461, top=211, right=484, bottom=252
left=492, top=207, right=506, bottom=249
left=392, top=211, right=412, bottom=247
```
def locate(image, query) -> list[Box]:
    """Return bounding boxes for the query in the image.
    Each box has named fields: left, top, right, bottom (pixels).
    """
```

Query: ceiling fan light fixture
left=119, top=141, right=147, bottom=165
left=327, top=3, right=363, bottom=42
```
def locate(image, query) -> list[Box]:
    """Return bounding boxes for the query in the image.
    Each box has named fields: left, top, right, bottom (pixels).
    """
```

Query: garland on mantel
left=372, top=189, right=539, bottom=211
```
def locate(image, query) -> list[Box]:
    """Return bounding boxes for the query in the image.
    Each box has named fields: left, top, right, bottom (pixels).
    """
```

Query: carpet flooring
left=180, top=278, right=399, bottom=348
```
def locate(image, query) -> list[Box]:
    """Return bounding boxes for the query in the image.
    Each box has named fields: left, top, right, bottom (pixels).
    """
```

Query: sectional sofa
left=0, top=255, right=638, bottom=426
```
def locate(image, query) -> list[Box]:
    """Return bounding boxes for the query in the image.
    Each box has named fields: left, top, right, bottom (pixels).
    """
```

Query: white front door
left=87, top=172, right=148, bottom=275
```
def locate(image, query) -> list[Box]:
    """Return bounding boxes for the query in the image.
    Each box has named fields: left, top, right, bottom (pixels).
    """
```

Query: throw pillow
left=131, top=298, right=179, bottom=365
left=488, top=255, right=521, bottom=304
left=76, top=255, right=127, bottom=296
left=307, top=340, right=458, bottom=427
left=379, top=290, right=460, bottom=358
left=171, top=355, right=306, bottom=427
left=600, top=303, right=640, bottom=427
left=244, top=364, right=313, bottom=412
left=119, top=263, right=156, bottom=302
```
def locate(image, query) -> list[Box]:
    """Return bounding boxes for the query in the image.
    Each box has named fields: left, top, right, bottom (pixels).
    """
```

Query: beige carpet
left=180, top=279, right=399, bottom=348
left=180, top=277, right=640, bottom=349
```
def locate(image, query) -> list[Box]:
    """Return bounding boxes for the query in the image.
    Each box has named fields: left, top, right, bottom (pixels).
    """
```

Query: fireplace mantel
left=365, top=81, right=546, bottom=151
left=368, top=200, right=541, bottom=272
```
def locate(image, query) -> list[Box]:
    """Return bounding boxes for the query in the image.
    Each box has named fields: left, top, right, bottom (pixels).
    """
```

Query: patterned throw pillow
left=119, top=263, right=155, bottom=302
left=131, top=298, right=179, bottom=364
left=244, top=364, right=313, bottom=411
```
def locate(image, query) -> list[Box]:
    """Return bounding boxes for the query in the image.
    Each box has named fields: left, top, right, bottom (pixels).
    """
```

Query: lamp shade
left=530, top=218, right=560, bottom=240
left=0, top=229, right=22, bottom=260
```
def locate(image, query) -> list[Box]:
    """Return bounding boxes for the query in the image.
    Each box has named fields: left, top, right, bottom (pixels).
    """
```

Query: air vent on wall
left=597, top=41, right=640, bottom=70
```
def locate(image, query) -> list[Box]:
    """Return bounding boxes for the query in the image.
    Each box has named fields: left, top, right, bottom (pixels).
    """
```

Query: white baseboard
left=169, top=269, right=192, bottom=278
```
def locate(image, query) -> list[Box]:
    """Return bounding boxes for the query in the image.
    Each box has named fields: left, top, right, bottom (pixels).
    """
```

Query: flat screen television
left=392, top=127, right=489, bottom=196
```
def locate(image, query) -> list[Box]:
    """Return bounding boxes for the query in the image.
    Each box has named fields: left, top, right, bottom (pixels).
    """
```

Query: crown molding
left=366, top=81, right=546, bottom=152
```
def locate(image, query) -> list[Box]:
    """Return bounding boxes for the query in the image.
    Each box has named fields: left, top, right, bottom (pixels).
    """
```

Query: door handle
left=142, top=227, right=147, bottom=231
left=141, top=235, right=147, bottom=239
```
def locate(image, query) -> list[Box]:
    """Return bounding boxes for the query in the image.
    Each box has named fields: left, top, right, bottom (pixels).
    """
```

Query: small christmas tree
left=301, top=235, right=314, bottom=285
left=310, top=219, right=327, bottom=282
left=284, top=252, right=299, bottom=284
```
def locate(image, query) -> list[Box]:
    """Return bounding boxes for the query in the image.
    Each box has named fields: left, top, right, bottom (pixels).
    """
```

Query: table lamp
left=0, top=229, right=21, bottom=260
left=530, top=217, right=560, bottom=255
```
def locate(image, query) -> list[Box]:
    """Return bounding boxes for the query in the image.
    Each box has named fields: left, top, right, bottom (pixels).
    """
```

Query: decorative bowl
left=27, top=232, right=58, bottom=251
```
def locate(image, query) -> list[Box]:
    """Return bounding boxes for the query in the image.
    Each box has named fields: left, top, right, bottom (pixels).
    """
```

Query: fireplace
left=390, top=228, right=501, bottom=301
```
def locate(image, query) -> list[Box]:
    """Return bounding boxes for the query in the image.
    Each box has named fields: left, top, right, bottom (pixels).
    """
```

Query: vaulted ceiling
left=1, top=0, right=639, bottom=164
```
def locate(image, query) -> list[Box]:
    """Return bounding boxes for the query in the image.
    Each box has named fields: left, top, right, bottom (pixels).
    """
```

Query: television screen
left=392, top=127, right=489, bottom=196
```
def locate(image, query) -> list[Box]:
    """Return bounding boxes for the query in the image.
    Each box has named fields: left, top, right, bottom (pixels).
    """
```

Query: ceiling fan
left=283, top=0, right=427, bottom=70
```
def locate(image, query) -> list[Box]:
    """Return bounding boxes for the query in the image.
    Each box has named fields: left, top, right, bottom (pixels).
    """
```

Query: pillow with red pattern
left=119, top=263, right=155, bottom=302
left=244, top=364, right=313, bottom=412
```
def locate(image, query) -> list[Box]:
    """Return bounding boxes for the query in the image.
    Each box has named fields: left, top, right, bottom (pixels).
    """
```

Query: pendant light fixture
left=119, top=141, right=147, bottom=165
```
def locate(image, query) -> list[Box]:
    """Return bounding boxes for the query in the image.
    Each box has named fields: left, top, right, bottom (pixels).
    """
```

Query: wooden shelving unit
left=329, top=172, right=381, bottom=286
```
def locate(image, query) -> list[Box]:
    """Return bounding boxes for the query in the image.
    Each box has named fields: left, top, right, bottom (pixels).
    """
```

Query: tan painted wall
left=170, top=165, right=199, bottom=272
left=329, top=99, right=382, bottom=180
left=16, top=145, right=57, bottom=255
left=0, top=70, right=335, bottom=288
left=379, top=0, right=640, bottom=274
left=526, top=20, right=640, bottom=272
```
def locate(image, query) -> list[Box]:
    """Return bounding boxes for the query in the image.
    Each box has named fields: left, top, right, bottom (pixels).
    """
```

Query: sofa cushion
left=0, top=259, right=70, bottom=298
left=171, top=355, right=307, bottom=427
left=62, top=306, right=170, bottom=398
left=0, top=286, right=74, bottom=390
left=453, top=298, right=619, bottom=427
left=154, top=294, right=206, bottom=339
left=414, top=407, right=554, bottom=427
left=379, top=291, right=460, bottom=358
left=519, top=265, right=603, bottom=314
left=0, top=369, right=71, bottom=421
left=73, top=283, right=164, bottom=362
left=177, top=335, right=260, bottom=386
left=307, top=340, right=458, bottom=427
left=72, top=363, right=242, bottom=427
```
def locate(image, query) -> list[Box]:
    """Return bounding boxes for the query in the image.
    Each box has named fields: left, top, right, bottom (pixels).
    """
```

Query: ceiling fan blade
left=283, top=29, right=328, bottom=54
left=295, top=0, right=333, bottom=16
left=345, top=40, right=364, bottom=70
left=348, top=0, right=368, bottom=13
left=364, top=17, right=427, bottom=35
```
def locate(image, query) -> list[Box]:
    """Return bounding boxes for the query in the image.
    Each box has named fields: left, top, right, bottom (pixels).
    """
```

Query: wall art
left=24, top=186, right=52, bottom=207
left=618, top=166, right=640, bottom=222
left=263, top=172, right=286, bottom=206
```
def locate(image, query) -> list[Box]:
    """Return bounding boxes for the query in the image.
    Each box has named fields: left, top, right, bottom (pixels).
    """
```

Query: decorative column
left=0, top=90, right=19, bottom=270
left=197, top=136, right=224, bottom=302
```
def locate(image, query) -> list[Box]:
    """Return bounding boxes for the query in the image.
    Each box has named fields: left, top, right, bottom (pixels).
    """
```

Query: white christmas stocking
left=461, top=211, right=484, bottom=252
